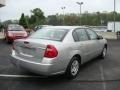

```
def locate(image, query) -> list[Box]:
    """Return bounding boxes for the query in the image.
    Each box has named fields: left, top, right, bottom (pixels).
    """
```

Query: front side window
left=73, top=29, right=89, bottom=41
left=86, top=29, right=98, bottom=40
left=30, top=28, right=69, bottom=41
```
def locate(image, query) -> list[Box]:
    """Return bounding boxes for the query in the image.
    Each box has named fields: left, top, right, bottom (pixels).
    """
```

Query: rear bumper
left=10, top=51, right=65, bottom=75
left=7, top=36, right=27, bottom=41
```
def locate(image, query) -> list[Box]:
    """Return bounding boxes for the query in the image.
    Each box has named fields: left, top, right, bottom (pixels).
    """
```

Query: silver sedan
left=11, top=26, right=107, bottom=79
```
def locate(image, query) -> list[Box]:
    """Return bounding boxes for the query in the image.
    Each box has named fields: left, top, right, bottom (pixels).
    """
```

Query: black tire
left=5, top=37, right=12, bottom=44
left=5, top=37, right=9, bottom=43
left=100, top=47, right=107, bottom=59
left=65, top=57, right=80, bottom=79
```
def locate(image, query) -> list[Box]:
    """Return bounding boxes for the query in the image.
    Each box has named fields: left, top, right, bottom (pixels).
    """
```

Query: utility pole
left=76, top=2, right=83, bottom=25
left=61, top=7, right=66, bottom=25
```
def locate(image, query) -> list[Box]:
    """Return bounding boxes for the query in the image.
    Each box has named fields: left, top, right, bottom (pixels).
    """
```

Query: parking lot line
left=0, top=74, right=46, bottom=78
left=100, top=65, right=106, bottom=90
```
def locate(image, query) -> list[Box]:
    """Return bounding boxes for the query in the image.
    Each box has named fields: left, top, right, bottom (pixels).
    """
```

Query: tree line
left=47, top=12, right=119, bottom=26
left=0, top=8, right=120, bottom=30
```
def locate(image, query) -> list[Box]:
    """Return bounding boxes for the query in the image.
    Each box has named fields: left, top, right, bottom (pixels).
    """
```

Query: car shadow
left=80, top=57, right=102, bottom=71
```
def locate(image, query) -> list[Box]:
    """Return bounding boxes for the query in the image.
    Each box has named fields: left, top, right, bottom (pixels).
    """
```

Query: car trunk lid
left=14, top=39, right=47, bottom=63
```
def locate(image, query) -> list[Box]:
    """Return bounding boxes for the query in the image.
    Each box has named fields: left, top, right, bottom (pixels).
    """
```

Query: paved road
left=0, top=39, right=120, bottom=90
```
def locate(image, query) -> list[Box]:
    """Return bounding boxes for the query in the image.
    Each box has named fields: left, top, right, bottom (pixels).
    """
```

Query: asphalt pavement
left=0, top=39, right=120, bottom=90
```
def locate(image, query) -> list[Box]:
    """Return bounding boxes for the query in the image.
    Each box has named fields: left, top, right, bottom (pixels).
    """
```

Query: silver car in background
left=11, top=26, right=107, bottom=79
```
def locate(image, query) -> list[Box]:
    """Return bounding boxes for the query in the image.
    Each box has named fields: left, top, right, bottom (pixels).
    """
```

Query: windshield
left=8, top=25, right=24, bottom=31
left=30, top=28, right=69, bottom=41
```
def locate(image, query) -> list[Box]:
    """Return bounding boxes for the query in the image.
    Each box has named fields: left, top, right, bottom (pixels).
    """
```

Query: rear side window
left=73, top=29, right=89, bottom=41
left=73, top=31, right=79, bottom=41
left=30, top=28, right=69, bottom=41
left=86, top=29, right=98, bottom=40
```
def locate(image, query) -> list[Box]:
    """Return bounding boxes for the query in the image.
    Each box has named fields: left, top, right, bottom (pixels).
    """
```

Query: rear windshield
left=30, top=28, right=69, bottom=41
left=8, top=25, right=24, bottom=31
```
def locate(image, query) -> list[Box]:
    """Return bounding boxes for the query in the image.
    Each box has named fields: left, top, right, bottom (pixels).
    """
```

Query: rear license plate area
left=20, top=46, right=36, bottom=56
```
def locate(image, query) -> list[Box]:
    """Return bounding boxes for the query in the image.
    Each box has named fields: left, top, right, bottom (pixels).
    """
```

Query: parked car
left=10, top=26, right=107, bottom=79
left=4, top=24, right=28, bottom=43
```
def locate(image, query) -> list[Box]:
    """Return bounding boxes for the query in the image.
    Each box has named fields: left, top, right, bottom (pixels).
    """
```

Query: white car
left=11, top=26, right=107, bottom=79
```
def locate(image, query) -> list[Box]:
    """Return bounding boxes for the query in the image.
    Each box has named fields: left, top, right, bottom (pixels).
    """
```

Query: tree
left=47, top=15, right=59, bottom=25
left=19, top=9, right=120, bottom=27
left=2, top=20, right=13, bottom=27
left=19, top=13, right=28, bottom=28
left=64, top=14, right=80, bottom=25
left=29, top=8, right=45, bottom=27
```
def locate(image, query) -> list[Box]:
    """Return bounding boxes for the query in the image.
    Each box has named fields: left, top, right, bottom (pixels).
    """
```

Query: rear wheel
left=65, top=57, right=80, bottom=79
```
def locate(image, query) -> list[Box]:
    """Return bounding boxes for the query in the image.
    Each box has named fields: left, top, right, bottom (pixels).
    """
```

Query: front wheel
left=100, top=47, right=107, bottom=59
left=65, top=57, right=80, bottom=79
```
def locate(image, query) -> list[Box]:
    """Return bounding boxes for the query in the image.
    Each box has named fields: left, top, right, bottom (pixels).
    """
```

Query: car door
left=86, top=29, right=103, bottom=57
left=73, top=28, right=93, bottom=63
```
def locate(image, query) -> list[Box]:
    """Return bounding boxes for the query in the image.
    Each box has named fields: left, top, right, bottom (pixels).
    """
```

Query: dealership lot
left=0, top=39, right=120, bottom=90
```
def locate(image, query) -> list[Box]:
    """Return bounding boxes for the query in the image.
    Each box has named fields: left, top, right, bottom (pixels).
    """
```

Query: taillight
left=44, top=45, right=58, bottom=58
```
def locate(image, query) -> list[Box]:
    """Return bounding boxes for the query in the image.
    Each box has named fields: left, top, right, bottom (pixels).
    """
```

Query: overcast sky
left=0, top=0, right=120, bottom=21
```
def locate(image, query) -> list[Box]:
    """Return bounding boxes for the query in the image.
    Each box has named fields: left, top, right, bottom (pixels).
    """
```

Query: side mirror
left=97, top=35, right=103, bottom=40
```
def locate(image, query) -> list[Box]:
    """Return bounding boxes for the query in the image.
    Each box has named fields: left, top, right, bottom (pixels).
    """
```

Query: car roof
left=42, top=26, right=89, bottom=30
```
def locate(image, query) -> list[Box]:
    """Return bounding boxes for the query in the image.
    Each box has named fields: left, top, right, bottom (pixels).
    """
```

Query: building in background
left=0, top=0, right=5, bottom=7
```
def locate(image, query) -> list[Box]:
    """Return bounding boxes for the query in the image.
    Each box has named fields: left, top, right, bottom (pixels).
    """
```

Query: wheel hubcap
left=71, top=60, right=79, bottom=76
